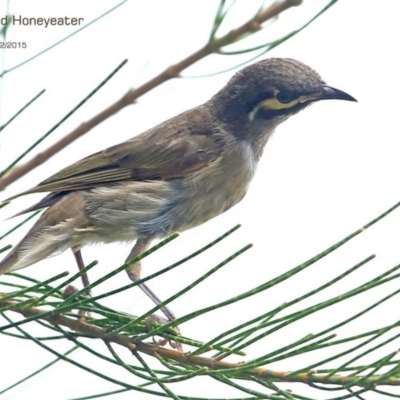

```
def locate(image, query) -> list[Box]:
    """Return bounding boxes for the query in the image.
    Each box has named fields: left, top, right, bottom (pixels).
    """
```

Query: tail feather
left=7, top=192, right=63, bottom=220
left=0, top=248, right=19, bottom=274
left=0, top=191, right=87, bottom=274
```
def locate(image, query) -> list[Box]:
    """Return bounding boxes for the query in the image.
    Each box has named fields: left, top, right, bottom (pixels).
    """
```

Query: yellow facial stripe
left=258, top=97, right=300, bottom=110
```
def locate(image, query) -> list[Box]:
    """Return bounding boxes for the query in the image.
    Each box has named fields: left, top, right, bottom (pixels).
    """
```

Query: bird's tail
left=0, top=248, right=20, bottom=274
left=0, top=192, right=86, bottom=274
left=0, top=222, right=64, bottom=274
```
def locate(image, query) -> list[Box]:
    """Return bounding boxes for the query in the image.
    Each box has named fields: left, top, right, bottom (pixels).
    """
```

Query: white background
left=1, top=1, right=400, bottom=399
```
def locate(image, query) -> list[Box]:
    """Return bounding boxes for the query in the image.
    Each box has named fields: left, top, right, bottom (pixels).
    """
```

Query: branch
left=2, top=298, right=400, bottom=389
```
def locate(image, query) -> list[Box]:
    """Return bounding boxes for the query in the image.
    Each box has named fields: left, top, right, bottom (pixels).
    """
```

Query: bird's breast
left=171, top=139, right=256, bottom=232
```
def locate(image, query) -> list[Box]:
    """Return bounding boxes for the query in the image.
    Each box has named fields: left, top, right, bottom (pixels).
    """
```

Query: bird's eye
left=276, top=91, right=295, bottom=104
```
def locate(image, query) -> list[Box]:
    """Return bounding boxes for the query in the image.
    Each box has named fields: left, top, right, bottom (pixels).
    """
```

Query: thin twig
left=1, top=298, right=400, bottom=389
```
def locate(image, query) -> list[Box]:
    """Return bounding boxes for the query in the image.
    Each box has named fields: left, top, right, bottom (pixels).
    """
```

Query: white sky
left=1, top=1, right=400, bottom=399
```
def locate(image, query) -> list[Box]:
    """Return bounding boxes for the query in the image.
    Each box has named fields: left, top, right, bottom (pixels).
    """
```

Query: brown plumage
left=0, top=58, right=356, bottom=321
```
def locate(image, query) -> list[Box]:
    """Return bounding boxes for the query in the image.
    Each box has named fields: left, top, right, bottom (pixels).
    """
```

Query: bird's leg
left=73, top=249, right=92, bottom=297
left=125, top=238, right=176, bottom=323
left=62, top=249, right=92, bottom=297
left=126, top=239, right=181, bottom=350
left=61, top=249, right=92, bottom=317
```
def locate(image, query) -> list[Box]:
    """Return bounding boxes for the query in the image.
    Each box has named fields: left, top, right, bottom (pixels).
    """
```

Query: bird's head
left=211, top=58, right=356, bottom=142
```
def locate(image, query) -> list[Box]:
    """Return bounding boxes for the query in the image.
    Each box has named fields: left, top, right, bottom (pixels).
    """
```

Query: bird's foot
left=145, top=314, right=182, bottom=351
left=63, top=284, right=92, bottom=318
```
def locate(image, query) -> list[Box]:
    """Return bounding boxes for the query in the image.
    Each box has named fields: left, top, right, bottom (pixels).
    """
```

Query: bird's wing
left=10, top=108, right=223, bottom=198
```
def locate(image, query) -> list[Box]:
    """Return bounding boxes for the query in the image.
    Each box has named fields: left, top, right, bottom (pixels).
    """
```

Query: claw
left=145, top=314, right=183, bottom=351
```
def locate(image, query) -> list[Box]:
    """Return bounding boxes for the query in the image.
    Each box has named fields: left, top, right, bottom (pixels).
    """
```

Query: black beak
left=300, top=86, right=357, bottom=103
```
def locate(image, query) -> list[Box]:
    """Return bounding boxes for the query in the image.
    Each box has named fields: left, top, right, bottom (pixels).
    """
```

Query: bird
left=0, top=58, right=356, bottom=322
